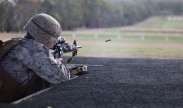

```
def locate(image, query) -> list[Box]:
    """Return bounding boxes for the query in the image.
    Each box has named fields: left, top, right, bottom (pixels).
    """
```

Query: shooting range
left=1, top=0, right=183, bottom=108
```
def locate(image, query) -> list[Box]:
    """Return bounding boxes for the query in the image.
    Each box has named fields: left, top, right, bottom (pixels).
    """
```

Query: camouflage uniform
left=1, top=38, right=70, bottom=86
left=1, top=13, right=71, bottom=86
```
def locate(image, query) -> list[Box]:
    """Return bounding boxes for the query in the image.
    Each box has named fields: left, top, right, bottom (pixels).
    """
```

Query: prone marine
left=0, top=13, right=85, bottom=103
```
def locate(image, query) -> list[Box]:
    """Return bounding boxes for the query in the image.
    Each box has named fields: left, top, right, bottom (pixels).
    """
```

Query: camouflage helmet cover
left=23, top=13, right=62, bottom=48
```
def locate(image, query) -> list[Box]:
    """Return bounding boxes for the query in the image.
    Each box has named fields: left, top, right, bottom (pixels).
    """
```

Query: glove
left=62, top=43, right=77, bottom=53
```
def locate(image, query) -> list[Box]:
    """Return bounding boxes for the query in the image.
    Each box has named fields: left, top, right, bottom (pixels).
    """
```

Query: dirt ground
left=1, top=32, right=183, bottom=49
left=1, top=32, right=183, bottom=59
left=0, top=33, right=24, bottom=40
left=2, top=57, right=183, bottom=108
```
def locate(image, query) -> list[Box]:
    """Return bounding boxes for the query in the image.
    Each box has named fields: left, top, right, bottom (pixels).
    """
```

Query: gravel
left=1, top=57, right=183, bottom=108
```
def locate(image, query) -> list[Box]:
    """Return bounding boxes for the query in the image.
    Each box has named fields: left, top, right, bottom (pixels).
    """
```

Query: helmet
left=23, top=13, right=62, bottom=48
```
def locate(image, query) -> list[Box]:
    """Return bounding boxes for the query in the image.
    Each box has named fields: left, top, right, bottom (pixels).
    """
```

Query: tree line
left=0, top=0, right=183, bottom=32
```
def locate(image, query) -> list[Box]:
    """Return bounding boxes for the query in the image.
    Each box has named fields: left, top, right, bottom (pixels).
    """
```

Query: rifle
left=67, top=64, right=103, bottom=69
left=52, top=37, right=103, bottom=73
left=67, top=64, right=103, bottom=75
left=52, top=37, right=81, bottom=63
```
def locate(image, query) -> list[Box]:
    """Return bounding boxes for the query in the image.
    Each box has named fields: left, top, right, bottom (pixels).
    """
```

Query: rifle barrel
left=72, top=64, right=103, bottom=67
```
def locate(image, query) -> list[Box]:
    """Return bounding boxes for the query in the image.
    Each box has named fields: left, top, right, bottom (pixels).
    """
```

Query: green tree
left=13, top=0, right=41, bottom=32
left=54, top=0, right=84, bottom=30
left=1, top=0, right=183, bottom=32
left=0, top=1, right=15, bottom=32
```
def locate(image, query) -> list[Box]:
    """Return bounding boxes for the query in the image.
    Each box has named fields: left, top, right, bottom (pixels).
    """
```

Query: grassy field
left=1, top=16, right=183, bottom=59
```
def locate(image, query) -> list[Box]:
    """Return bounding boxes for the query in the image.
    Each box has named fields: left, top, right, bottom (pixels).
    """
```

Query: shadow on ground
left=1, top=57, right=183, bottom=108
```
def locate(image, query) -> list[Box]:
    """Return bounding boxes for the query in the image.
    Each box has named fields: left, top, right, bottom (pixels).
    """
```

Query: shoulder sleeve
left=14, top=40, right=70, bottom=84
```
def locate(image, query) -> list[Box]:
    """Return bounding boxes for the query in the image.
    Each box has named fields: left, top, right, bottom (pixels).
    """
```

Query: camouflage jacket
left=0, top=38, right=70, bottom=86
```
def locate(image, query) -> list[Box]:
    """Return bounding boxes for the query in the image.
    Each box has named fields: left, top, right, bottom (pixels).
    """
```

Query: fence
left=62, top=33, right=183, bottom=42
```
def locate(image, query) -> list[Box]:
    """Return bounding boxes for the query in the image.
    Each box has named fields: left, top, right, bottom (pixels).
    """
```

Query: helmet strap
left=24, top=32, right=34, bottom=40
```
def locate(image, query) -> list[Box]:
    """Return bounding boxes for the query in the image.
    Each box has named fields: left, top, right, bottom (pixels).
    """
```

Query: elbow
left=52, top=74, right=70, bottom=84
